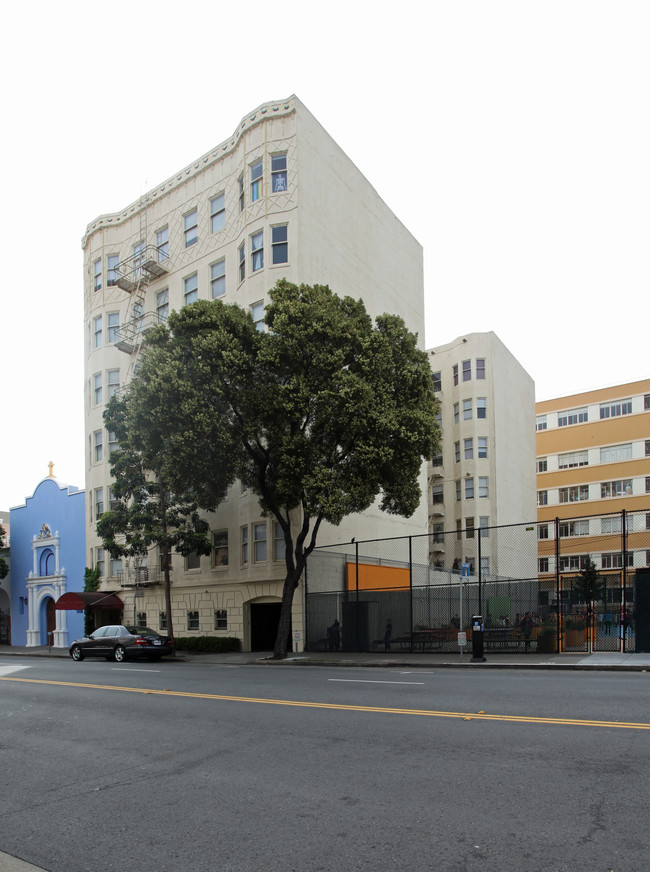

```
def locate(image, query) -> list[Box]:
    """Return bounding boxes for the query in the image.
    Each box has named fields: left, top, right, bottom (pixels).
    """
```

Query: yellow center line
left=2, top=676, right=649, bottom=730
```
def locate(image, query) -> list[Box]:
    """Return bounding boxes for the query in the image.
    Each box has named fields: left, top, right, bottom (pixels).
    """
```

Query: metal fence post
left=555, top=517, right=561, bottom=652
left=409, top=536, right=413, bottom=652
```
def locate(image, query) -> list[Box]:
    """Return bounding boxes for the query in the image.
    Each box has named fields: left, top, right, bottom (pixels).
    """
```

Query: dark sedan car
left=69, top=625, right=173, bottom=662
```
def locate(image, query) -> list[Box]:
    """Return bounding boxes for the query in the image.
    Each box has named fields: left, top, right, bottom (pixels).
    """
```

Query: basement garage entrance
left=250, top=602, right=291, bottom=652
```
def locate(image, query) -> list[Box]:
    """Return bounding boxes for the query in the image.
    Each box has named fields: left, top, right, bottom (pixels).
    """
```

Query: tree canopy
left=103, top=280, right=440, bottom=657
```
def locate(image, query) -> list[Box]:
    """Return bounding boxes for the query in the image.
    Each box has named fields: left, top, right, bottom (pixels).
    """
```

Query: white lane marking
left=400, top=671, right=437, bottom=675
left=328, top=679, right=425, bottom=685
left=112, top=668, right=161, bottom=673
left=0, top=664, right=30, bottom=677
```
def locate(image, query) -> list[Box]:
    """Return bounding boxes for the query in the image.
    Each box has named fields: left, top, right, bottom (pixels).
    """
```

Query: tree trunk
left=273, top=568, right=302, bottom=659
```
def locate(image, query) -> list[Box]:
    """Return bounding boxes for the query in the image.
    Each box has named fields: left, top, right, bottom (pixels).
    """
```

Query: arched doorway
left=249, top=601, right=291, bottom=652
left=40, top=597, right=56, bottom=646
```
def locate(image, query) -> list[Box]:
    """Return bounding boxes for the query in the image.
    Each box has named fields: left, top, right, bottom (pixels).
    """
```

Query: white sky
left=1, top=0, right=648, bottom=510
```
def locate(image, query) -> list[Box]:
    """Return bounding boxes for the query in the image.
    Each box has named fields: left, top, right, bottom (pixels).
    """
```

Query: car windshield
left=125, top=627, right=159, bottom=636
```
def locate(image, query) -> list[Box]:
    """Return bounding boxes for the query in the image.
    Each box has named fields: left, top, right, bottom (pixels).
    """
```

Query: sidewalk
left=1, top=644, right=649, bottom=671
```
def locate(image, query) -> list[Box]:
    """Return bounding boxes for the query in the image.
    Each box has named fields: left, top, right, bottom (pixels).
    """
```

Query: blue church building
left=10, top=470, right=86, bottom=648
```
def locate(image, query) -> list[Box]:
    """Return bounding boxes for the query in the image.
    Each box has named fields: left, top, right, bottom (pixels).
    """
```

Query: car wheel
left=113, top=645, right=127, bottom=663
left=71, top=645, right=84, bottom=661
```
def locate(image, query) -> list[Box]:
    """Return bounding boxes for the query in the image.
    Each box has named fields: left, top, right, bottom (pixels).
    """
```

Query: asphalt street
left=1, top=656, right=648, bottom=872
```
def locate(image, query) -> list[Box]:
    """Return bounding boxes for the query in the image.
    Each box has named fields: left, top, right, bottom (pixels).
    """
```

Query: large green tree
left=96, top=361, right=235, bottom=646
left=131, top=280, right=439, bottom=658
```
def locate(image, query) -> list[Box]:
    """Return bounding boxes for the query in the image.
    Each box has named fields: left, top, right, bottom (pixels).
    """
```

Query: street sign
left=461, top=563, right=470, bottom=578
left=457, top=632, right=467, bottom=647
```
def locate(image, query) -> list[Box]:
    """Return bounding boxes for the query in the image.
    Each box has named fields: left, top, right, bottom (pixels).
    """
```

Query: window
left=274, top=522, right=286, bottom=561
left=238, top=242, right=245, bottom=282
left=135, top=611, right=147, bottom=627
left=156, top=289, right=169, bottom=322
left=601, top=552, right=633, bottom=569
left=462, top=360, right=471, bottom=381
left=108, top=485, right=119, bottom=511
left=646, top=394, right=650, bottom=410
left=432, top=452, right=442, bottom=467
left=464, top=439, right=473, bottom=460
left=107, top=369, right=119, bottom=399
left=536, top=415, right=547, bottom=431
left=93, top=373, right=102, bottom=405
left=537, top=457, right=548, bottom=473
left=238, top=175, right=245, bottom=212
left=601, top=516, right=622, bottom=534
left=646, top=440, right=650, bottom=457
left=478, top=477, right=489, bottom=498
left=250, top=301, right=264, bottom=332
left=431, top=484, right=443, bottom=504
left=453, top=364, right=458, bottom=386
left=159, top=612, right=168, bottom=631
left=477, top=398, right=487, bottom=419
left=479, top=517, right=489, bottom=538
left=271, top=225, right=288, bottom=264
left=108, top=431, right=118, bottom=459
left=156, top=227, right=169, bottom=262
left=187, top=611, right=199, bottom=631
left=212, top=531, right=228, bottom=568
left=558, top=451, right=588, bottom=469
left=93, top=430, right=103, bottom=463
left=211, top=259, right=226, bottom=298
left=93, top=258, right=102, bottom=292
left=271, top=153, right=287, bottom=192
left=559, top=555, right=588, bottom=572
left=455, top=480, right=461, bottom=501
left=186, top=551, right=201, bottom=570
left=478, top=437, right=488, bottom=459
left=539, top=558, right=549, bottom=573
left=107, top=312, right=119, bottom=343
left=538, top=524, right=549, bottom=540
left=465, top=518, right=475, bottom=539
left=600, top=400, right=632, bottom=419
left=250, top=160, right=263, bottom=201
left=456, top=520, right=462, bottom=541
left=253, top=522, right=267, bottom=562
left=133, top=240, right=145, bottom=275
left=600, top=480, right=632, bottom=498
left=558, top=407, right=588, bottom=427
left=453, top=403, right=459, bottom=424
left=560, top=485, right=589, bottom=503
left=463, top=399, right=472, bottom=420
left=112, top=558, right=123, bottom=579
left=251, top=231, right=264, bottom=271
left=432, top=371, right=441, bottom=392
left=454, top=441, right=460, bottom=463
left=184, top=273, right=198, bottom=305
left=600, top=444, right=632, bottom=464
left=537, top=490, right=548, bottom=506
left=559, top=520, right=589, bottom=537
left=432, top=523, right=444, bottom=544
left=464, top=477, right=474, bottom=499
left=646, top=476, right=650, bottom=494
left=95, top=547, right=105, bottom=577
left=184, top=209, right=198, bottom=248
left=476, top=358, right=486, bottom=379
left=93, top=316, right=102, bottom=348
left=241, top=526, right=248, bottom=564
left=107, top=255, right=119, bottom=287
left=215, top=609, right=228, bottom=630
left=210, top=193, right=225, bottom=233
left=94, top=487, right=104, bottom=519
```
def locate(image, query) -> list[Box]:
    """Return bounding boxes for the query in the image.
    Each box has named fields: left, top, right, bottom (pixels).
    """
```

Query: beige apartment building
left=536, top=380, right=650, bottom=577
left=427, top=332, right=536, bottom=580
left=82, top=96, right=427, bottom=651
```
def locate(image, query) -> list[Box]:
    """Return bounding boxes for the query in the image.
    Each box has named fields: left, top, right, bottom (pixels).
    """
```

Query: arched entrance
left=40, top=596, right=56, bottom=646
left=249, top=600, right=291, bottom=652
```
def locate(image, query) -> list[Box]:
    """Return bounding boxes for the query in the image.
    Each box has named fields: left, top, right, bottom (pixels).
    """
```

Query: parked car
left=69, top=625, right=173, bottom=662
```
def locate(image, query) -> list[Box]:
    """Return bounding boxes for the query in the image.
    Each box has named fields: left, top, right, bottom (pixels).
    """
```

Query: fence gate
left=559, top=572, right=634, bottom=653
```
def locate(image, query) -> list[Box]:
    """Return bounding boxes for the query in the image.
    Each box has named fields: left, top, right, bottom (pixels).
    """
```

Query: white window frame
left=210, top=259, right=226, bottom=298
left=184, top=209, right=198, bottom=248
left=184, top=272, right=198, bottom=305
left=271, top=153, right=287, bottom=192
left=271, top=224, right=288, bottom=264
left=156, top=226, right=169, bottom=262
left=210, top=193, right=225, bottom=233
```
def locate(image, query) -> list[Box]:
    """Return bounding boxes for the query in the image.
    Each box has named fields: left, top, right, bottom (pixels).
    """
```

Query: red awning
left=55, top=592, right=123, bottom=611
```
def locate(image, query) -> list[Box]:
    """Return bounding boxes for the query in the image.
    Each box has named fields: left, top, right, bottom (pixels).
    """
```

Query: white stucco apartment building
left=82, top=95, right=427, bottom=651
left=427, top=332, right=537, bottom=579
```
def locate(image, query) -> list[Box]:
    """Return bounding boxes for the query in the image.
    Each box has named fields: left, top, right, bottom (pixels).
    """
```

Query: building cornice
left=82, top=96, right=297, bottom=247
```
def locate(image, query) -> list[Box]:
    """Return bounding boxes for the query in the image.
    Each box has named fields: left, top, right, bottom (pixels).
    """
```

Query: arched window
left=39, top=548, right=55, bottom=577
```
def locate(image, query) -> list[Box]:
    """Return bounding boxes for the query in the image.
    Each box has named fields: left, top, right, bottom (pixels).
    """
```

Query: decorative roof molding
left=82, top=96, right=297, bottom=245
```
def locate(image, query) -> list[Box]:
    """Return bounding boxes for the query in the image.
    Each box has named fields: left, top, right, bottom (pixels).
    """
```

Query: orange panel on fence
left=345, top=562, right=410, bottom=591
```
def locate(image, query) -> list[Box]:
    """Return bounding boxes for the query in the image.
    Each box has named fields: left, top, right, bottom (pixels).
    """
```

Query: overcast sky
left=1, top=0, right=648, bottom=510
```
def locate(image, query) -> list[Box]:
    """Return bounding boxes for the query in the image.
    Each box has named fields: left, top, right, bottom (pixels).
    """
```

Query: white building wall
left=82, top=96, right=427, bottom=649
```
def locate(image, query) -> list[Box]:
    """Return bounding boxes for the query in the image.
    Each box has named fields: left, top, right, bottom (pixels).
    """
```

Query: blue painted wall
left=10, top=478, right=86, bottom=647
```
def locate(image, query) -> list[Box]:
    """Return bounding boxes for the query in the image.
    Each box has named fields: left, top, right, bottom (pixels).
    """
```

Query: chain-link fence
left=305, top=509, right=650, bottom=654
